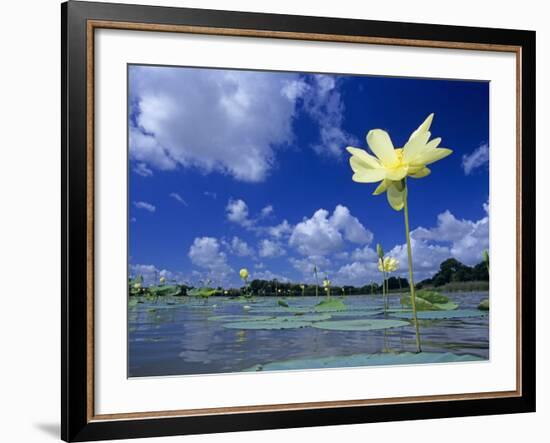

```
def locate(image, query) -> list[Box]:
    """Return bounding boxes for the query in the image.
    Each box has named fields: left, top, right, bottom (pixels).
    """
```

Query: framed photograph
left=62, top=1, right=535, bottom=441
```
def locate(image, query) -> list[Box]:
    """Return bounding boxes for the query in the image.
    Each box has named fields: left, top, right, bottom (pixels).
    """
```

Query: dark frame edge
left=62, top=1, right=536, bottom=441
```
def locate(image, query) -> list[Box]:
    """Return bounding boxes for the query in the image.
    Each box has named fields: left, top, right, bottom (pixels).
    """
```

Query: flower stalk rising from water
left=323, top=277, right=331, bottom=298
left=239, top=268, right=250, bottom=297
left=378, top=254, right=399, bottom=313
left=346, top=113, right=452, bottom=353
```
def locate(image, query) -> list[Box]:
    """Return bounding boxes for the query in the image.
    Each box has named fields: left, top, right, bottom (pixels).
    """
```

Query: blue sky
left=128, top=65, right=489, bottom=287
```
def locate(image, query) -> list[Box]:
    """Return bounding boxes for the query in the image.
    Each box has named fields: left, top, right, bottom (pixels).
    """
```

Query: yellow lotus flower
left=378, top=257, right=399, bottom=273
left=159, top=276, right=166, bottom=284
left=239, top=268, right=249, bottom=281
left=323, top=278, right=331, bottom=288
left=133, top=282, right=141, bottom=290
left=346, top=114, right=452, bottom=210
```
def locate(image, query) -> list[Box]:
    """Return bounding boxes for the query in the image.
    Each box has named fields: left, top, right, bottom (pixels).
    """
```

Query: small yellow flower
left=346, top=114, right=452, bottom=211
left=378, top=257, right=399, bottom=273
left=133, top=282, right=141, bottom=290
left=159, top=276, right=166, bottom=284
left=323, top=278, right=331, bottom=288
left=239, top=268, right=249, bottom=281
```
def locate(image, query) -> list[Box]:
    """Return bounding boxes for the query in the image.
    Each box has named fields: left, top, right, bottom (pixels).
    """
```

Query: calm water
left=128, top=292, right=489, bottom=377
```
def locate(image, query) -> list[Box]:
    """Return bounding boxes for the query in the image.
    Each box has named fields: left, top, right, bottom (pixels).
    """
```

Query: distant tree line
left=417, top=258, right=489, bottom=288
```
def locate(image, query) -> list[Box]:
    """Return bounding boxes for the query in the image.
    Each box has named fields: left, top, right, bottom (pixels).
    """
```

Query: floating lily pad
left=312, top=319, right=409, bottom=331
left=330, top=309, right=384, bottom=317
left=478, top=299, right=490, bottom=310
left=251, top=307, right=311, bottom=314
left=314, top=298, right=347, bottom=312
left=287, top=314, right=332, bottom=322
left=415, top=290, right=449, bottom=304
left=207, top=315, right=273, bottom=322
left=245, top=351, right=485, bottom=371
left=277, top=299, right=289, bottom=307
left=222, top=318, right=312, bottom=330
left=391, top=309, right=488, bottom=320
left=401, top=294, right=458, bottom=311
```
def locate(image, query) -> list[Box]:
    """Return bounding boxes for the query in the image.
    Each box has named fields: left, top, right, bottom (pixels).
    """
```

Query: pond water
left=128, top=292, right=489, bottom=377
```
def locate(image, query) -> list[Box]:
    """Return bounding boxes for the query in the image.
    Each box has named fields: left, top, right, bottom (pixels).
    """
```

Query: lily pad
left=415, top=290, right=449, bottom=304
left=207, top=315, right=273, bottom=322
left=478, top=299, right=490, bottom=310
left=391, top=309, right=488, bottom=320
left=400, top=295, right=458, bottom=311
left=222, top=318, right=312, bottom=330
left=245, top=352, right=485, bottom=371
left=330, top=309, right=384, bottom=317
left=314, top=298, right=347, bottom=312
left=312, top=319, right=409, bottom=331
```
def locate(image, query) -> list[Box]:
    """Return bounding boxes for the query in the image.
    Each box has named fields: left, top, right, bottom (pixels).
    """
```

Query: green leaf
left=312, top=319, right=409, bottom=331
left=207, top=315, right=273, bottom=322
left=222, top=319, right=312, bottom=330
left=246, top=352, right=484, bottom=371
left=314, top=298, right=347, bottom=312
left=391, top=309, right=488, bottom=320
left=478, top=299, right=490, bottom=310
left=277, top=299, right=289, bottom=308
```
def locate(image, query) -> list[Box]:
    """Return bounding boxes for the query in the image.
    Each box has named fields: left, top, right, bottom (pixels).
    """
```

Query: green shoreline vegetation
left=129, top=257, right=489, bottom=299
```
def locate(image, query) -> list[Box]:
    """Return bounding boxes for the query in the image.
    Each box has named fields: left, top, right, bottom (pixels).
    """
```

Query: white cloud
left=388, top=240, right=451, bottom=281
left=258, top=239, right=286, bottom=258
left=129, top=66, right=302, bottom=182
left=351, top=245, right=378, bottom=262
left=298, top=75, right=358, bottom=157
left=253, top=270, right=289, bottom=282
left=330, top=205, right=373, bottom=244
left=289, top=255, right=331, bottom=281
left=129, top=264, right=182, bottom=285
left=133, top=201, right=156, bottom=212
left=133, top=162, right=153, bottom=177
left=335, top=261, right=379, bottom=286
left=169, top=192, right=188, bottom=206
left=188, top=237, right=233, bottom=281
left=462, top=143, right=489, bottom=175
left=225, top=236, right=253, bottom=257
left=266, top=220, right=293, bottom=238
left=260, top=205, right=274, bottom=218
left=204, top=191, right=217, bottom=199
left=411, top=208, right=489, bottom=266
left=226, top=199, right=251, bottom=227
left=289, top=205, right=372, bottom=256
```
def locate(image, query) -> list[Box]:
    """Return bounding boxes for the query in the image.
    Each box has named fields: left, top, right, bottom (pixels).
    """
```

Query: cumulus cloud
left=188, top=237, right=233, bottom=281
left=266, top=220, right=293, bottom=239
left=289, top=205, right=372, bottom=256
left=169, top=192, right=188, bottom=206
left=260, top=205, right=274, bottom=218
left=133, top=201, right=156, bottom=212
left=226, top=199, right=251, bottom=227
left=351, top=245, right=378, bottom=262
left=224, top=236, right=253, bottom=257
left=129, top=66, right=302, bottom=182
left=462, top=143, right=489, bottom=175
left=335, top=261, right=379, bottom=286
left=129, top=67, right=356, bottom=182
left=411, top=209, right=489, bottom=266
left=289, top=255, right=331, bottom=281
left=258, top=239, right=286, bottom=258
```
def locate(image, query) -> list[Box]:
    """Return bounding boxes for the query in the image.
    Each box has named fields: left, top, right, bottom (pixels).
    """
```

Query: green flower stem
left=403, top=179, right=422, bottom=353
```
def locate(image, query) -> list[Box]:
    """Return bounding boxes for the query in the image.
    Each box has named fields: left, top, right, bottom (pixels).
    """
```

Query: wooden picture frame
left=62, top=1, right=535, bottom=441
